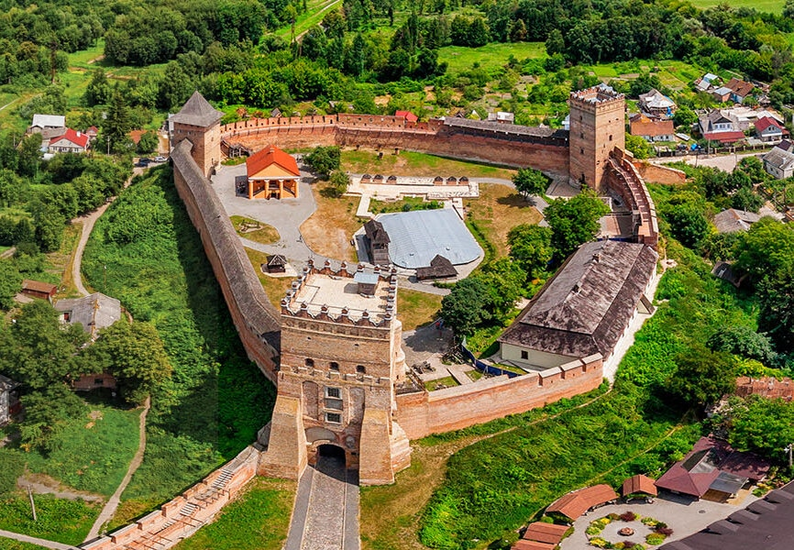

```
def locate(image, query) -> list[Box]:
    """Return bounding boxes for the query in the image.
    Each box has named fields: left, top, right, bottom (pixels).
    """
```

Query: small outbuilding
left=416, top=255, right=457, bottom=281
left=263, top=254, right=288, bottom=274
left=622, top=474, right=659, bottom=499
left=363, top=219, right=391, bottom=265
left=546, top=484, right=619, bottom=521
left=245, top=145, right=300, bottom=200
left=714, top=208, right=762, bottom=234
left=21, top=280, right=57, bottom=302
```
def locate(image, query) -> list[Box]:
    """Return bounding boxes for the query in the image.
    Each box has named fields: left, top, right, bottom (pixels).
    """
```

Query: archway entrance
left=315, top=444, right=348, bottom=481
left=317, top=444, right=346, bottom=460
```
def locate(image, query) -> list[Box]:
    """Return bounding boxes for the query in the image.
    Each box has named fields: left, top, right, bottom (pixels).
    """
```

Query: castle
left=168, top=87, right=660, bottom=485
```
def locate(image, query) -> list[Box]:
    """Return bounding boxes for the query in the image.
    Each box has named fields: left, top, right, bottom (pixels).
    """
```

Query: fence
left=460, top=338, right=519, bottom=379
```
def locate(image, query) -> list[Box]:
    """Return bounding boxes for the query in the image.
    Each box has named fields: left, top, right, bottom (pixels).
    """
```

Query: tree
left=17, top=134, right=42, bottom=178
left=508, top=224, right=553, bottom=281
left=673, top=107, right=697, bottom=129
left=667, top=346, right=736, bottom=408
left=665, top=204, right=709, bottom=249
left=476, top=259, right=524, bottom=322
left=707, top=325, right=778, bottom=366
left=726, top=395, right=794, bottom=463
left=757, top=261, right=794, bottom=354
left=327, top=170, right=350, bottom=197
left=136, top=131, right=159, bottom=154
left=513, top=167, right=549, bottom=199
left=0, top=260, right=21, bottom=309
left=731, top=187, right=764, bottom=212
left=625, top=134, right=651, bottom=160
left=305, top=145, right=341, bottom=176
left=85, top=68, right=111, bottom=106
left=84, top=320, right=172, bottom=405
left=103, top=89, right=133, bottom=152
left=735, top=218, right=794, bottom=282
left=441, top=277, right=491, bottom=338
left=544, top=189, right=610, bottom=260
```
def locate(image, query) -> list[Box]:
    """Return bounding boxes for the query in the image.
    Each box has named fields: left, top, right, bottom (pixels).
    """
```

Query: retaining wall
left=633, top=161, right=687, bottom=185
left=395, top=355, right=603, bottom=440
left=171, top=140, right=280, bottom=381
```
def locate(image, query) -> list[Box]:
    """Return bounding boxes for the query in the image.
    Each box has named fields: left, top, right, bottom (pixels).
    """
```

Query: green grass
left=439, top=42, right=547, bottom=75
left=0, top=540, right=44, bottom=550
left=173, top=478, right=295, bottom=550
left=67, top=40, right=106, bottom=69
left=19, top=405, right=141, bottom=497
left=230, top=216, right=281, bottom=245
left=396, top=288, right=443, bottom=332
left=82, top=166, right=276, bottom=522
left=341, top=149, right=516, bottom=180
left=424, top=376, right=459, bottom=391
left=273, top=0, right=342, bottom=41
left=689, top=0, right=784, bottom=12
left=0, top=494, right=100, bottom=545
left=369, top=196, right=443, bottom=214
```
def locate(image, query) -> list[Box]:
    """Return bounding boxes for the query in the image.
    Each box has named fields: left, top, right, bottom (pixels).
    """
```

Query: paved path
left=0, top=529, right=79, bottom=550
left=651, top=150, right=765, bottom=174
left=285, top=455, right=360, bottom=550
left=84, top=397, right=150, bottom=542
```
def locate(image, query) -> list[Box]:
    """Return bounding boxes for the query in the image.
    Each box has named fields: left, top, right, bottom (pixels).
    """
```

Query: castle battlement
left=284, top=365, right=390, bottom=386
left=280, top=259, right=397, bottom=326
left=569, top=83, right=624, bottom=107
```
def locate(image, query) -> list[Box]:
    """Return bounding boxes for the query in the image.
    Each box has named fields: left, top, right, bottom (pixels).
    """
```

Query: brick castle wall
left=395, top=356, right=603, bottom=440
left=633, top=161, right=687, bottom=185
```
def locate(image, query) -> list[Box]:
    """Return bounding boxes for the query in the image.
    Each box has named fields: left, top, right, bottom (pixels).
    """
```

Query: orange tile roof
left=22, top=279, right=57, bottom=294
left=546, top=484, right=619, bottom=520
left=246, top=145, right=300, bottom=178
left=49, top=128, right=89, bottom=148
left=511, top=540, right=555, bottom=550
left=622, top=474, right=658, bottom=497
left=523, top=522, right=569, bottom=544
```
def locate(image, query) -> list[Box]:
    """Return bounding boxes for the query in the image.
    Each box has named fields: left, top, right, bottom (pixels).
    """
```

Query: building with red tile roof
left=394, top=110, right=418, bottom=123
left=245, top=145, right=300, bottom=199
left=622, top=474, right=659, bottom=498
left=546, top=484, right=619, bottom=521
left=48, top=128, right=89, bottom=153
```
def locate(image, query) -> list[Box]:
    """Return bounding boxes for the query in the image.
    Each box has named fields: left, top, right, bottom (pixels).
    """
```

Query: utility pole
left=785, top=444, right=793, bottom=470
left=27, top=485, right=37, bottom=521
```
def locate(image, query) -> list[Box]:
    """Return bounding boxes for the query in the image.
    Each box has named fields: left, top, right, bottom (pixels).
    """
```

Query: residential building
left=48, top=128, right=89, bottom=154
left=711, top=87, right=732, bottom=103
left=55, top=292, right=122, bottom=339
left=762, top=140, right=794, bottom=179
left=695, top=73, right=720, bottom=92
left=498, top=240, right=657, bottom=371
left=725, top=78, right=755, bottom=104
left=754, top=116, right=787, bottom=142
left=30, top=114, right=65, bottom=132
left=713, top=208, right=762, bottom=233
left=699, top=110, right=744, bottom=144
left=245, top=145, right=300, bottom=200
left=629, top=113, right=675, bottom=142
left=638, top=88, right=677, bottom=117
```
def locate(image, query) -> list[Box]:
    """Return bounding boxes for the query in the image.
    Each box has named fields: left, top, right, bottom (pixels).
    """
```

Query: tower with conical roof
left=171, top=91, right=224, bottom=178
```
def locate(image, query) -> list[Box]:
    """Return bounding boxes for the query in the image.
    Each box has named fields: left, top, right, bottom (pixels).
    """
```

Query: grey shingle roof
left=713, top=209, right=762, bottom=233
left=171, top=91, right=223, bottom=127
left=763, top=144, right=794, bottom=172
left=54, top=293, right=121, bottom=336
left=499, top=241, right=658, bottom=359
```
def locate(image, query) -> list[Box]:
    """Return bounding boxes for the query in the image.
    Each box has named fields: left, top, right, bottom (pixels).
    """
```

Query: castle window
left=325, top=412, right=341, bottom=423
left=356, top=365, right=366, bottom=374
left=305, top=358, right=315, bottom=367
left=520, top=351, right=528, bottom=360
left=580, top=132, right=584, bottom=139
left=580, top=148, right=584, bottom=155
left=326, top=387, right=341, bottom=398
left=609, top=134, right=613, bottom=141
left=330, top=361, right=340, bottom=371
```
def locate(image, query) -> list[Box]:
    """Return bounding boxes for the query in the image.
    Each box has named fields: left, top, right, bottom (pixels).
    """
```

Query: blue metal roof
left=376, top=209, right=481, bottom=269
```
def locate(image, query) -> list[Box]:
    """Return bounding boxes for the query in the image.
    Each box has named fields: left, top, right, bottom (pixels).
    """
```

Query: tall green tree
left=544, top=189, right=609, bottom=260
left=103, top=89, right=133, bottom=152
left=726, top=395, right=794, bottom=463
left=513, top=167, right=549, bottom=199
left=0, top=260, right=21, bottom=309
left=441, top=277, right=491, bottom=338
left=667, top=346, right=736, bottom=408
left=508, top=224, right=553, bottom=281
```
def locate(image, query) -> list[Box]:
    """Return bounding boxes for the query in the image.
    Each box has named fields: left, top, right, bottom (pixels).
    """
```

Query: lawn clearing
left=341, top=150, right=516, bottom=180
left=438, top=43, right=547, bottom=75
left=689, top=0, right=784, bottom=12
left=230, top=216, right=280, bottom=246
left=397, top=289, right=443, bottom=331
left=0, top=494, right=100, bottom=546
left=173, top=478, right=295, bottom=550
left=463, top=183, right=543, bottom=259
left=243, top=247, right=295, bottom=307
left=300, top=181, right=360, bottom=262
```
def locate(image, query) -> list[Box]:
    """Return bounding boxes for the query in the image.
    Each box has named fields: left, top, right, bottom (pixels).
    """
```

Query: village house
left=245, top=145, right=300, bottom=200
left=754, top=116, right=787, bottom=143
left=725, top=78, right=755, bottom=104
left=699, top=110, right=744, bottom=144
left=48, top=128, right=89, bottom=154
left=629, top=113, right=676, bottom=142
left=497, top=240, right=657, bottom=371
left=711, top=86, right=733, bottom=103
left=694, top=73, right=720, bottom=92
left=29, top=114, right=65, bottom=132
left=0, top=374, right=20, bottom=427
left=55, top=292, right=122, bottom=340
left=762, top=140, right=794, bottom=179
left=713, top=208, right=763, bottom=234
left=487, top=111, right=515, bottom=124
left=20, top=279, right=57, bottom=302
left=638, top=88, right=676, bottom=117
left=723, top=106, right=784, bottom=131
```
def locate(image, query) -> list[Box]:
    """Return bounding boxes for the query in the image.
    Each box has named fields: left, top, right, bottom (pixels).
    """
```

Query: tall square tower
left=568, top=84, right=625, bottom=191
left=260, top=260, right=411, bottom=485
left=170, top=91, right=223, bottom=178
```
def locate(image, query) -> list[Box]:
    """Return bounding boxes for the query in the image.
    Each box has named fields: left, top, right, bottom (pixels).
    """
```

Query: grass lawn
left=173, top=478, right=295, bottom=550
left=0, top=540, right=44, bottom=550
left=463, top=183, right=543, bottom=259
left=244, top=247, right=295, bottom=307
left=230, top=216, right=281, bottom=246
left=369, top=197, right=443, bottom=215
left=341, top=150, right=516, bottom=180
left=300, top=181, right=361, bottom=262
left=424, top=376, right=459, bottom=391
left=0, top=494, right=101, bottom=546
left=438, top=42, right=547, bottom=75
left=689, top=0, right=783, bottom=11
left=397, top=289, right=443, bottom=331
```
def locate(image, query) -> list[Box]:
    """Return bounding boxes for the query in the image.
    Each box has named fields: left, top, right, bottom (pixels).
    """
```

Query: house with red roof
left=245, top=145, right=300, bottom=199
left=394, top=110, right=418, bottom=123
left=754, top=116, right=788, bottom=143
left=48, top=128, right=89, bottom=154
left=698, top=110, right=745, bottom=144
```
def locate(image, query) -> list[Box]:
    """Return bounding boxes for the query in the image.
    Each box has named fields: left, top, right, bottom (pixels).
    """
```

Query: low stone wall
left=81, top=447, right=259, bottom=550
left=633, top=161, right=687, bottom=185
left=395, top=355, right=603, bottom=440
left=171, top=140, right=280, bottom=381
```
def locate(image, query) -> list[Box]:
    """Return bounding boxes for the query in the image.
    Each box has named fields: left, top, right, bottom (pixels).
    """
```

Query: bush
left=655, top=526, right=673, bottom=536
left=646, top=532, right=666, bottom=545
left=620, top=511, right=638, bottom=522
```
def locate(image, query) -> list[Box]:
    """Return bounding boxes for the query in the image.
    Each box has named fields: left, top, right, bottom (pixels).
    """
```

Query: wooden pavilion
left=245, top=145, right=300, bottom=200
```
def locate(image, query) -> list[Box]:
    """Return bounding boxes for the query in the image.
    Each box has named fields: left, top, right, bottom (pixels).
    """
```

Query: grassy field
left=300, top=181, right=361, bottom=262
left=464, top=183, right=543, bottom=259
left=0, top=495, right=100, bottom=545
left=244, top=247, right=295, bottom=307
left=0, top=540, right=43, bottom=550
left=397, top=289, right=443, bottom=331
left=273, top=0, right=342, bottom=41
left=341, top=150, right=517, bottom=180
left=173, top=478, right=295, bottom=550
left=689, top=0, right=784, bottom=12
left=439, top=42, right=547, bottom=75
left=369, top=197, right=443, bottom=215
left=83, top=166, right=276, bottom=525
left=231, top=216, right=281, bottom=245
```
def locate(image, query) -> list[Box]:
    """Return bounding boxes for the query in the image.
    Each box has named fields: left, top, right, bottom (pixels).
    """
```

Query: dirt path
left=84, top=398, right=150, bottom=542
left=17, top=476, right=103, bottom=503
left=0, top=529, right=79, bottom=550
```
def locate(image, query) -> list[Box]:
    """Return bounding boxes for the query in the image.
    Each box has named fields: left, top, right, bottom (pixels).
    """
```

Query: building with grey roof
left=55, top=292, right=122, bottom=339
left=30, top=114, right=66, bottom=130
left=713, top=208, right=762, bottom=233
left=171, top=91, right=224, bottom=127
left=762, top=140, right=794, bottom=179
left=498, top=241, right=657, bottom=371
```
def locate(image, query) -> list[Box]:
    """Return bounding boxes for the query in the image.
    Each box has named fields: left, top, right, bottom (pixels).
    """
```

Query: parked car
left=153, top=156, right=167, bottom=162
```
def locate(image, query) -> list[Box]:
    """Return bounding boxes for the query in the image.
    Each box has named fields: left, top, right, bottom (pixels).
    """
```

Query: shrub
left=589, top=538, right=609, bottom=548
left=586, top=524, right=604, bottom=535
left=620, top=511, right=638, bottom=522
left=646, top=532, right=667, bottom=545
left=655, top=526, right=673, bottom=536
left=641, top=517, right=658, bottom=527
left=608, top=513, right=621, bottom=520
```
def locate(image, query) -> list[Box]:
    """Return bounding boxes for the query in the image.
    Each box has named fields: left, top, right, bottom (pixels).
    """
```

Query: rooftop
left=546, top=484, right=619, bottom=520
left=171, top=91, right=224, bottom=128
left=31, top=114, right=65, bottom=128
left=246, top=145, right=300, bottom=178
left=54, top=292, right=122, bottom=337
left=570, top=83, right=623, bottom=104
